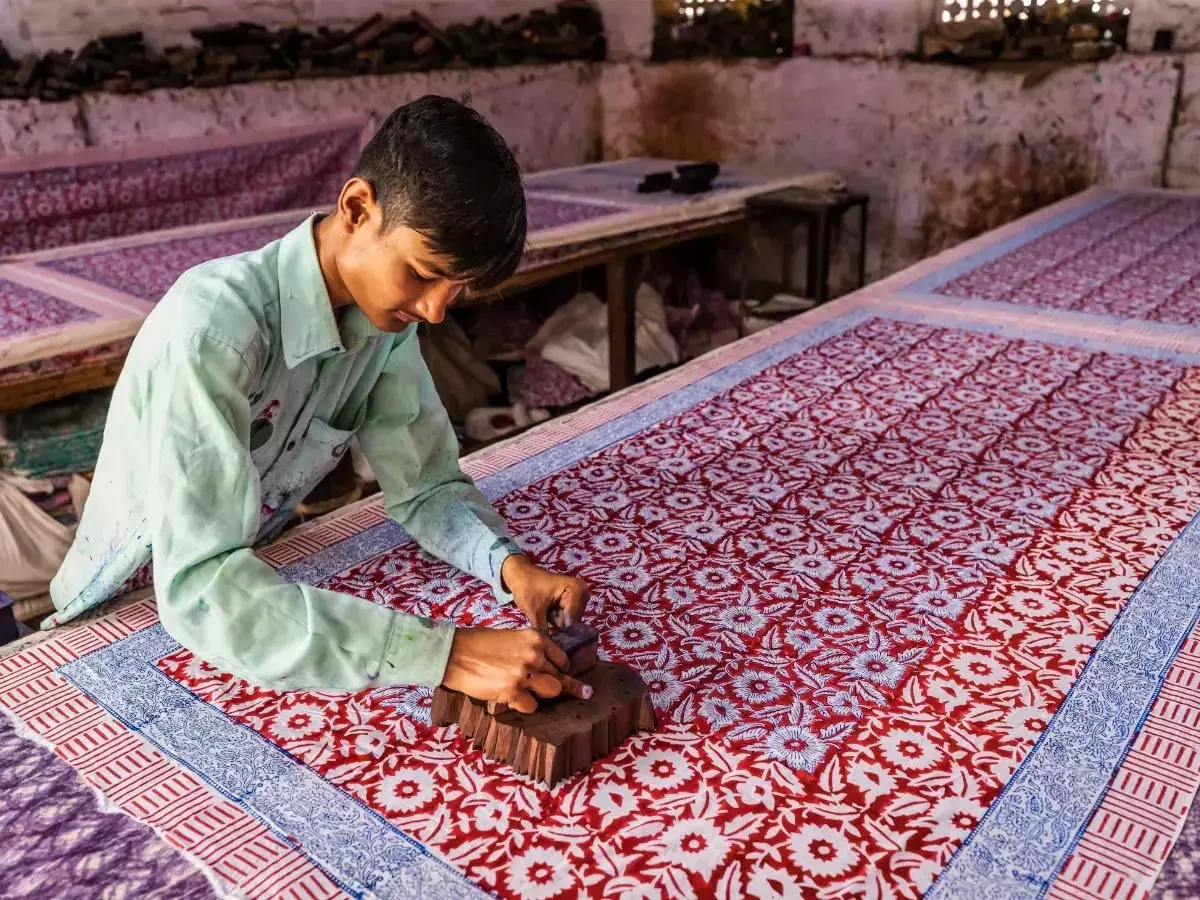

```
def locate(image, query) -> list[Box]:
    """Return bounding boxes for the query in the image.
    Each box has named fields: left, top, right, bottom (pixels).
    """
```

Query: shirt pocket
left=259, top=413, right=363, bottom=523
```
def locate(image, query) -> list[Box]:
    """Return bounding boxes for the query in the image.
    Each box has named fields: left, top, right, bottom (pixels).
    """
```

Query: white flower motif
left=879, top=728, right=942, bottom=772
left=764, top=522, right=805, bottom=542
left=952, top=652, right=1008, bottom=686
left=695, top=567, right=737, bottom=590
left=634, top=749, right=693, bottom=790
left=642, top=668, right=685, bottom=706
left=595, top=490, right=632, bottom=510
left=849, top=509, right=893, bottom=533
left=931, top=510, right=971, bottom=530
left=813, top=608, right=861, bottom=634
left=683, top=520, right=727, bottom=543
left=657, top=819, right=731, bottom=879
left=735, top=776, right=774, bottom=808
left=1005, top=590, right=1054, bottom=619
left=700, top=696, right=739, bottom=727
left=664, top=584, right=698, bottom=606
left=607, top=566, right=651, bottom=591
left=763, top=725, right=828, bottom=772
left=787, top=824, right=858, bottom=877
left=928, top=795, right=986, bottom=842
left=785, top=628, right=821, bottom=653
left=733, top=671, right=786, bottom=703
left=912, top=589, right=965, bottom=620
left=791, top=553, right=834, bottom=580
left=472, top=797, right=509, bottom=833
left=375, top=769, right=436, bottom=813
left=354, top=729, right=388, bottom=758
left=846, top=760, right=895, bottom=803
left=1005, top=706, right=1049, bottom=742
left=592, top=532, right=633, bottom=553
left=968, top=539, right=1017, bottom=565
left=688, top=639, right=724, bottom=660
left=610, top=621, right=657, bottom=650
left=874, top=553, right=920, bottom=577
left=506, top=845, right=574, bottom=900
left=268, top=704, right=325, bottom=741
left=720, top=606, right=767, bottom=635
left=846, top=650, right=906, bottom=688
left=591, top=782, right=636, bottom=817
left=738, top=535, right=770, bottom=556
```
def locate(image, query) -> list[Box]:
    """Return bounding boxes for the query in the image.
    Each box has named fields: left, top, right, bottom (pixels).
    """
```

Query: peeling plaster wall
left=600, top=55, right=1179, bottom=281
left=0, top=62, right=601, bottom=173
left=792, top=0, right=923, bottom=59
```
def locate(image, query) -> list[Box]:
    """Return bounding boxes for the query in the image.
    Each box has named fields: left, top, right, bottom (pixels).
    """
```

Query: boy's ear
left=338, top=177, right=378, bottom=232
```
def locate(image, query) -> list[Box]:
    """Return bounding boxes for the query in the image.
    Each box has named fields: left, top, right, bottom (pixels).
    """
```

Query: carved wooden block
left=551, top=623, right=599, bottom=675
left=432, top=662, right=656, bottom=787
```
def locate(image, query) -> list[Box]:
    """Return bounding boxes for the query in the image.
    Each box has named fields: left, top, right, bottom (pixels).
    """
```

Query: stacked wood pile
left=652, top=0, right=792, bottom=62
left=0, top=2, right=605, bottom=102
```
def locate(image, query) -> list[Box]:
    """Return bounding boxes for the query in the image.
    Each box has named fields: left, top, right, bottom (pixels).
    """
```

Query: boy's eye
left=409, top=265, right=435, bottom=283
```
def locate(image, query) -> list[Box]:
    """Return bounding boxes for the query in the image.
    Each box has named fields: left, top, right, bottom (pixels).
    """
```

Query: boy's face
left=335, top=180, right=466, bottom=333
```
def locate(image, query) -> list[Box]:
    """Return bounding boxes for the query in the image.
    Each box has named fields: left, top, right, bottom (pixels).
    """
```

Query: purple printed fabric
left=0, top=712, right=217, bottom=900
left=0, top=123, right=363, bottom=258
left=1152, top=805, right=1200, bottom=899
left=517, top=348, right=594, bottom=408
left=40, top=220, right=296, bottom=303
left=0, top=277, right=97, bottom=338
left=525, top=194, right=629, bottom=232
left=933, top=194, right=1200, bottom=324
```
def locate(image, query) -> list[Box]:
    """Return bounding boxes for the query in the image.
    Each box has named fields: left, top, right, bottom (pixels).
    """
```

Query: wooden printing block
left=551, top=622, right=599, bottom=675
left=431, top=662, right=656, bottom=787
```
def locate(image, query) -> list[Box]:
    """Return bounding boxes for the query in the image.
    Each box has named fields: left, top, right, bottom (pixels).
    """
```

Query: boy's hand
left=442, top=627, right=592, bottom=713
left=501, top=555, right=590, bottom=632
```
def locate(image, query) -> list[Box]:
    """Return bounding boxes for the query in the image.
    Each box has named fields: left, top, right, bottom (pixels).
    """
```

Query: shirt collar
left=277, top=214, right=383, bottom=368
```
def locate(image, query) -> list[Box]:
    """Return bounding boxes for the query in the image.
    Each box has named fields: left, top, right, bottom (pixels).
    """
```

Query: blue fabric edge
left=927, top=510, right=1200, bottom=899
left=899, top=190, right=1122, bottom=295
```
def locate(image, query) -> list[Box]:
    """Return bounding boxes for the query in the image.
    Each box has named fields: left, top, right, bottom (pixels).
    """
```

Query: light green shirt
left=49, top=216, right=520, bottom=691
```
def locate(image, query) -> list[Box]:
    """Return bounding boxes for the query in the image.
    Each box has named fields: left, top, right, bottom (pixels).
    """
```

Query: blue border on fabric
left=900, top=190, right=1122, bottom=296
left=278, top=304, right=1200, bottom=588
left=927, top=511, right=1200, bottom=899
left=59, top=626, right=489, bottom=900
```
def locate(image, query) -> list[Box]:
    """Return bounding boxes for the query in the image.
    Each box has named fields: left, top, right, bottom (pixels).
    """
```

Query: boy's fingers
left=509, top=688, right=538, bottom=715
left=528, top=672, right=564, bottom=700
left=558, top=673, right=593, bottom=701
left=537, top=634, right=570, bottom=672
left=560, top=584, right=589, bottom=626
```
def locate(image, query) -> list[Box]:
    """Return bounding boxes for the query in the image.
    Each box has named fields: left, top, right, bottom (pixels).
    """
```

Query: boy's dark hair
left=352, top=96, right=527, bottom=291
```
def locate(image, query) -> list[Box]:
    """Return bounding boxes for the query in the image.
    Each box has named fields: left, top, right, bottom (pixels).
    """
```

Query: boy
left=49, top=96, right=590, bottom=714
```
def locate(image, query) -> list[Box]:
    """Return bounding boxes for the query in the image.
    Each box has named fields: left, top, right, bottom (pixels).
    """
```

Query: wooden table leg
left=807, top=210, right=831, bottom=305
left=607, top=256, right=636, bottom=392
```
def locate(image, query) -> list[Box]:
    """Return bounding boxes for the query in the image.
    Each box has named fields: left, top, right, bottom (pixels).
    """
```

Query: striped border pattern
left=0, top=598, right=345, bottom=900
left=1048, top=626, right=1200, bottom=900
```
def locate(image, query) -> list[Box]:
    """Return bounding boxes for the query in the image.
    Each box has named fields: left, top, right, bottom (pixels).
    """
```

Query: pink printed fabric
left=0, top=277, right=98, bottom=339
left=932, top=193, right=1200, bottom=324
left=0, top=122, right=363, bottom=258
left=39, top=221, right=296, bottom=302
